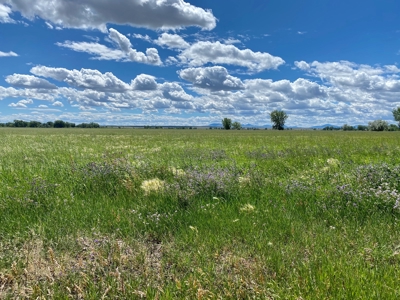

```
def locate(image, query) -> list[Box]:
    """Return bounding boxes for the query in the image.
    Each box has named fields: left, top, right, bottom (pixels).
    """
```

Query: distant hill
left=311, top=124, right=341, bottom=129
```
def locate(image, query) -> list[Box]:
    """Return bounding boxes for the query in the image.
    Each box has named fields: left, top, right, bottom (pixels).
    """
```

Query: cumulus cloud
left=52, top=101, right=64, bottom=107
left=179, top=66, right=244, bottom=91
left=294, top=61, right=310, bottom=71
left=109, top=28, right=132, bottom=53
left=295, top=60, right=400, bottom=92
left=178, top=41, right=285, bottom=72
left=161, top=82, right=193, bottom=102
left=31, top=66, right=130, bottom=92
left=131, top=74, right=158, bottom=91
left=0, top=3, right=13, bottom=23
left=8, top=99, right=33, bottom=108
left=57, top=29, right=162, bottom=65
left=5, top=74, right=57, bottom=89
left=0, top=50, right=18, bottom=57
left=154, top=33, right=190, bottom=49
left=2, top=0, right=216, bottom=31
left=109, top=28, right=161, bottom=65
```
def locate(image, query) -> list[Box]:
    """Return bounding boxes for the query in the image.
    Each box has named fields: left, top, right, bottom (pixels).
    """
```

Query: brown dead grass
left=0, top=236, right=276, bottom=299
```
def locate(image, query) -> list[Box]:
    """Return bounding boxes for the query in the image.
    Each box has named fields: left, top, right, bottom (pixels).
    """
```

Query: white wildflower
left=238, top=176, right=251, bottom=187
left=169, top=167, right=186, bottom=177
left=240, top=203, right=255, bottom=212
left=141, top=178, right=165, bottom=195
left=326, top=158, right=340, bottom=168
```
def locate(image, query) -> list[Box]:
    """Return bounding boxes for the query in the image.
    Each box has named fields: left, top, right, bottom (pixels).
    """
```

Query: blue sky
left=1, top=0, right=400, bottom=126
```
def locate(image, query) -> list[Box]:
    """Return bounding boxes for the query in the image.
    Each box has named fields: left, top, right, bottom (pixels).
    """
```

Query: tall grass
left=1, top=128, right=400, bottom=298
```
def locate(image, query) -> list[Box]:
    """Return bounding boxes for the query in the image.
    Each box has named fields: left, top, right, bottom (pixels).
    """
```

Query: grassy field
left=1, top=128, right=400, bottom=299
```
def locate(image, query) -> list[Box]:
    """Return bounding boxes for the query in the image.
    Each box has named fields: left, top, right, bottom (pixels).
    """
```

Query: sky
left=1, top=0, right=400, bottom=127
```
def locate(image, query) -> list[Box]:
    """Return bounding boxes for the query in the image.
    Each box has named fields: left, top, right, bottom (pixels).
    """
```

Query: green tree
left=222, top=118, right=232, bottom=130
left=270, top=110, right=288, bottom=130
left=232, top=121, right=242, bottom=130
left=342, top=124, right=354, bottom=131
left=54, top=120, right=66, bottom=128
left=357, top=125, right=368, bottom=131
left=368, top=120, right=389, bottom=131
left=393, top=107, right=400, bottom=128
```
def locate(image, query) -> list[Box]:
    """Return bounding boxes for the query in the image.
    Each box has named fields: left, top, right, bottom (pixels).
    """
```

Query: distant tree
left=393, top=107, right=400, bottom=128
left=47, top=121, right=54, bottom=128
left=389, top=124, right=399, bottom=131
left=368, top=120, right=389, bottom=131
left=76, top=122, right=100, bottom=128
left=222, top=118, right=232, bottom=130
left=270, top=110, right=288, bottom=130
left=28, top=121, right=42, bottom=128
left=342, top=124, right=355, bottom=131
left=357, top=125, right=368, bottom=131
left=14, top=119, right=28, bottom=127
left=232, top=121, right=242, bottom=130
left=53, top=120, right=66, bottom=128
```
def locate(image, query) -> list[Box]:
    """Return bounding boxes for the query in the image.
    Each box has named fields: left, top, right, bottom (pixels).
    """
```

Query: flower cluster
left=141, top=178, right=165, bottom=195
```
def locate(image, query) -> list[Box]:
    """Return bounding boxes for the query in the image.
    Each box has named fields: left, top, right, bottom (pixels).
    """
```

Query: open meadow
left=1, top=128, right=400, bottom=299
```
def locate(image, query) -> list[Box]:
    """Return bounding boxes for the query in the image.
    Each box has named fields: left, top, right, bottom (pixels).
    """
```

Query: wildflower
left=189, top=226, right=198, bottom=233
left=240, top=203, right=255, bottom=212
left=326, top=158, right=340, bottom=168
left=168, top=167, right=186, bottom=177
left=238, top=176, right=251, bottom=187
left=140, top=178, right=165, bottom=195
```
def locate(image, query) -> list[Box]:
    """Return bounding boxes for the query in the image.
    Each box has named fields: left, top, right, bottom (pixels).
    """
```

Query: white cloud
left=8, top=99, right=33, bottom=108
left=2, top=0, right=216, bottom=31
left=179, top=66, right=244, bottom=91
left=154, top=33, right=190, bottom=49
left=31, top=66, right=130, bottom=92
left=223, top=39, right=241, bottom=45
left=0, top=50, right=18, bottom=57
left=108, top=28, right=161, bottom=65
left=131, top=33, right=152, bottom=43
left=131, top=74, right=158, bottom=91
left=38, top=104, right=48, bottom=108
left=178, top=41, right=285, bottom=72
left=109, top=28, right=132, bottom=53
left=6, top=74, right=57, bottom=89
left=56, top=41, right=126, bottom=61
left=294, top=61, right=310, bottom=71
left=161, top=82, right=194, bottom=102
left=45, top=21, right=53, bottom=29
left=0, top=4, right=14, bottom=23
left=52, top=101, right=64, bottom=107
left=295, top=60, right=400, bottom=93
left=57, top=28, right=162, bottom=65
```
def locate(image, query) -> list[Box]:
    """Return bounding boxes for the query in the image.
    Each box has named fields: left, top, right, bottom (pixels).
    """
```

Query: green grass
left=1, top=128, right=400, bottom=299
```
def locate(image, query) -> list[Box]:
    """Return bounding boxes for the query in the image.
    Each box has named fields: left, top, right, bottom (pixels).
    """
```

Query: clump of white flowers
left=141, top=178, right=165, bottom=195
left=240, top=203, right=255, bottom=212
left=168, top=167, right=186, bottom=177
left=238, top=176, right=251, bottom=188
left=326, top=158, right=340, bottom=168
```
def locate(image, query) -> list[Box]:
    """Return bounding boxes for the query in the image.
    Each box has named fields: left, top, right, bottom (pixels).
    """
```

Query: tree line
left=222, top=107, right=400, bottom=131
left=0, top=120, right=100, bottom=128
left=222, top=109, right=288, bottom=130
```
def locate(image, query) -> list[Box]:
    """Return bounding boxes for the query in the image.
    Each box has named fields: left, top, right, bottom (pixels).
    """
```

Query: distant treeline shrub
left=0, top=119, right=100, bottom=128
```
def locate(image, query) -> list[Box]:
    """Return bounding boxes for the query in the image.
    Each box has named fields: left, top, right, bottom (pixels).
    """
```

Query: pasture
left=1, top=128, right=400, bottom=299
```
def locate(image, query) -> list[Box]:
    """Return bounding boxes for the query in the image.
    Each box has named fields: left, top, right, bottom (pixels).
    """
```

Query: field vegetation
left=1, top=128, right=400, bottom=299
